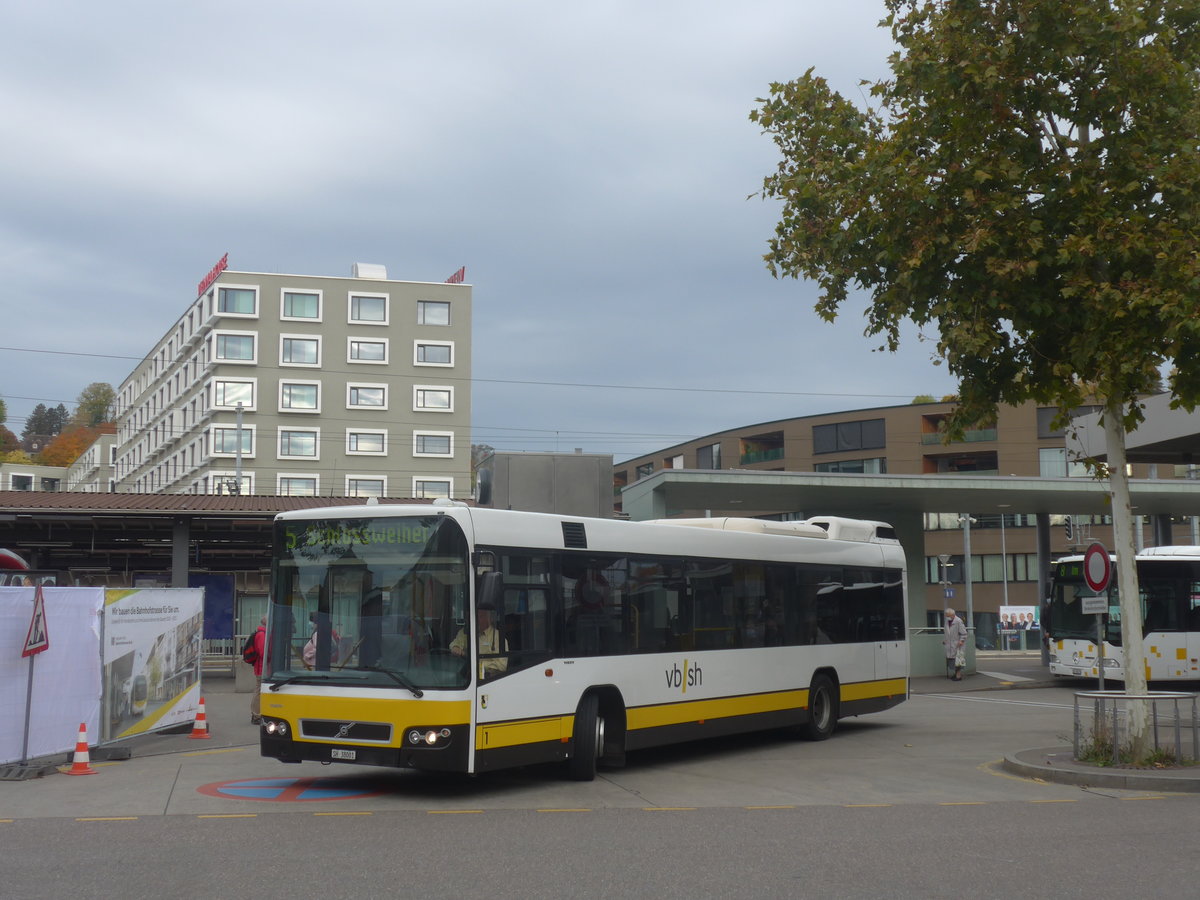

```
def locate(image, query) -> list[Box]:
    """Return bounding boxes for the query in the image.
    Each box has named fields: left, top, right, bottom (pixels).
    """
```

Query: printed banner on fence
left=102, top=588, right=204, bottom=741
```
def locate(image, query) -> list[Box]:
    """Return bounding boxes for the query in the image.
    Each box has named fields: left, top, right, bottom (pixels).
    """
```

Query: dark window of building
left=813, top=418, right=886, bottom=454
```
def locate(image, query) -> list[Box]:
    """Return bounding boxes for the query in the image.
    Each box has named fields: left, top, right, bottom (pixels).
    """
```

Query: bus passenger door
left=875, top=580, right=907, bottom=683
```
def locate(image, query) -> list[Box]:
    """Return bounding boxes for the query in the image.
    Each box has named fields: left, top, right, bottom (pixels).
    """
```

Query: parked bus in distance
left=1047, top=546, right=1200, bottom=681
left=259, top=501, right=909, bottom=779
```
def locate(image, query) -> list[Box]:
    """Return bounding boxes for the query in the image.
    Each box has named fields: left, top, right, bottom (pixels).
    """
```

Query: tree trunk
left=1103, top=404, right=1149, bottom=761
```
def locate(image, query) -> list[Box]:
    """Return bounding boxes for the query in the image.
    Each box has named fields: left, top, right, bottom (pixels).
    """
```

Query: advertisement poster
left=102, top=588, right=204, bottom=742
left=999, top=605, right=1039, bottom=630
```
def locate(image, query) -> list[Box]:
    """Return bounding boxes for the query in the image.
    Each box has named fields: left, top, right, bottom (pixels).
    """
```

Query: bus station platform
left=6, top=655, right=1199, bottom=822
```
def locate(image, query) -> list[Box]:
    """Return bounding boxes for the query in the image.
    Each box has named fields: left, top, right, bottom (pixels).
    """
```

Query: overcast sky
left=0, top=1, right=956, bottom=464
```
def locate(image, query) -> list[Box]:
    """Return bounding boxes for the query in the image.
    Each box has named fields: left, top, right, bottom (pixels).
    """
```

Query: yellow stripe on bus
left=840, top=677, right=907, bottom=703
left=476, top=715, right=573, bottom=749
left=627, top=689, right=808, bottom=731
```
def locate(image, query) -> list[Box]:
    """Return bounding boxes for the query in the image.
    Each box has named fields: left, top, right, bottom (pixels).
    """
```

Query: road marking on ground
left=644, top=807, right=696, bottom=811
left=745, top=805, right=796, bottom=810
left=939, top=801, right=986, bottom=806
left=196, top=776, right=387, bottom=802
left=76, top=817, right=139, bottom=821
left=977, top=670, right=1036, bottom=682
left=314, top=811, right=373, bottom=816
left=197, top=814, right=258, bottom=819
left=183, top=747, right=249, bottom=757
left=844, top=803, right=892, bottom=808
left=978, top=759, right=1049, bottom=785
left=919, top=694, right=1074, bottom=710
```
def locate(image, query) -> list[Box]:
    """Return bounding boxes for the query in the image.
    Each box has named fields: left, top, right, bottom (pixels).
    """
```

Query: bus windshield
left=268, top=514, right=471, bottom=690
left=1048, top=560, right=1122, bottom=643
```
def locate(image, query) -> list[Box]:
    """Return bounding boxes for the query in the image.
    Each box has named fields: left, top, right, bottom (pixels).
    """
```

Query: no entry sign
left=1083, top=542, right=1112, bottom=594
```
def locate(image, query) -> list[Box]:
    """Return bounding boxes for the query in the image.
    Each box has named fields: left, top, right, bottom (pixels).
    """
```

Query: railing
left=920, top=428, right=998, bottom=445
left=1073, top=691, right=1199, bottom=764
left=739, top=448, right=784, bottom=465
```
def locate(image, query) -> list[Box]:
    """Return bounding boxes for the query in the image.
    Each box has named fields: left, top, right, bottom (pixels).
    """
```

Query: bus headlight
left=264, top=719, right=289, bottom=737
left=1102, top=657, right=1120, bottom=668
left=407, top=727, right=452, bottom=747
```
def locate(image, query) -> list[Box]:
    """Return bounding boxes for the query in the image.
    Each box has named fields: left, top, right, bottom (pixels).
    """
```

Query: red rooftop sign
left=197, top=253, right=229, bottom=297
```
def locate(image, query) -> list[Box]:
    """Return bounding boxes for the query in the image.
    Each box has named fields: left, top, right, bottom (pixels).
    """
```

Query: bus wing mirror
left=478, top=571, right=504, bottom=612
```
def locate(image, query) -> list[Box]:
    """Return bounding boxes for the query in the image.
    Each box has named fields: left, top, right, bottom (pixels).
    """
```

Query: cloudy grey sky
left=0, top=1, right=956, bottom=462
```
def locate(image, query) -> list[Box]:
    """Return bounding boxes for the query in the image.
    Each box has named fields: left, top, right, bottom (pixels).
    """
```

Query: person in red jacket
left=250, top=617, right=266, bottom=723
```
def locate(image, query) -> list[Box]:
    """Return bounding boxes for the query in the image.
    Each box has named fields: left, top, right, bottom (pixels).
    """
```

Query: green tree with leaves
left=73, top=382, right=116, bottom=427
left=753, top=0, right=1200, bottom=761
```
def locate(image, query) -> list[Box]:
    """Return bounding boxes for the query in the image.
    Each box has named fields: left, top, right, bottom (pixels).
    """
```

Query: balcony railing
left=921, top=428, right=998, bottom=445
left=739, top=448, right=785, bottom=465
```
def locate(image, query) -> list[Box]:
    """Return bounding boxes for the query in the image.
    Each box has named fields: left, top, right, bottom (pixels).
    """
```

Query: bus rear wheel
left=568, top=693, right=604, bottom=781
left=801, top=674, right=838, bottom=741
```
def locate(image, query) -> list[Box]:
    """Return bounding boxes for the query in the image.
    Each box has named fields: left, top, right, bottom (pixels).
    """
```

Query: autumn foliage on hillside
left=38, top=423, right=116, bottom=467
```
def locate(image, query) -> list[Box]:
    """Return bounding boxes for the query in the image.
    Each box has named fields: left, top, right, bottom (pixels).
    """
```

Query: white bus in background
left=259, top=501, right=909, bottom=780
left=1047, top=546, right=1200, bottom=681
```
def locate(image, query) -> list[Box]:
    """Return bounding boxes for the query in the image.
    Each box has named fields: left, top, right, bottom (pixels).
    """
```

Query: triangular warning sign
left=22, top=583, right=50, bottom=658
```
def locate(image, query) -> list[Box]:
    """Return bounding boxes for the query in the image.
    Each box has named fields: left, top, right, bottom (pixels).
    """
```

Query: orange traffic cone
left=66, top=722, right=97, bottom=775
left=188, top=696, right=212, bottom=740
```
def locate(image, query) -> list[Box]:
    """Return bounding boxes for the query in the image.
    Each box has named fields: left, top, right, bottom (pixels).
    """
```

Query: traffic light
left=1064, top=515, right=1074, bottom=542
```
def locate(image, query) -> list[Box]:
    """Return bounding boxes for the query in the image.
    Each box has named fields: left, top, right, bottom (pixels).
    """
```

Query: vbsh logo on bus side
left=665, top=659, right=703, bottom=693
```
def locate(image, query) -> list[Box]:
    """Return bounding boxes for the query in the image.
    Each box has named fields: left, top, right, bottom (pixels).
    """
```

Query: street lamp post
left=959, top=514, right=977, bottom=631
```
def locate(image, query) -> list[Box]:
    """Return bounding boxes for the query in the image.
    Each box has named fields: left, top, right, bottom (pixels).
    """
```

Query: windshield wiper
left=267, top=672, right=366, bottom=691
left=360, top=665, right=424, bottom=698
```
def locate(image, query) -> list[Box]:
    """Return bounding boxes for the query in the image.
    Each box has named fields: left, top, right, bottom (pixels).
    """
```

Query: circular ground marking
left=196, top=776, right=387, bottom=802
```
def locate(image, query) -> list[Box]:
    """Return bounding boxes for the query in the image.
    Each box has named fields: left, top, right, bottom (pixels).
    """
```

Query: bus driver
left=450, top=601, right=508, bottom=680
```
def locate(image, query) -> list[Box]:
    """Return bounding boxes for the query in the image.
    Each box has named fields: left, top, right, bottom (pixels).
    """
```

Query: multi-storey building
left=113, top=260, right=471, bottom=498
left=614, top=399, right=1194, bottom=639
left=66, top=433, right=117, bottom=492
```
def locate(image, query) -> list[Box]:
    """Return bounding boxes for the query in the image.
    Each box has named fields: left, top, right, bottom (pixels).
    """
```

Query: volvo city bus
left=258, top=501, right=909, bottom=779
left=1047, top=546, right=1200, bottom=681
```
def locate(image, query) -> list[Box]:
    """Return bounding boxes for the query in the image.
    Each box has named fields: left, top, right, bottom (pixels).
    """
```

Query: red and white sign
left=1083, top=541, right=1112, bottom=594
left=444, top=266, right=466, bottom=284
left=197, top=252, right=229, bottom=298
left=22, top=584, right=50, bottom=658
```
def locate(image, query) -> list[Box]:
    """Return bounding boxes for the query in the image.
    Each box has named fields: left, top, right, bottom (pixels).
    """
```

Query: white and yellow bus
left=1048, top=546, right=1200, bottom=682
left=259, top=501, right=909, bottom=779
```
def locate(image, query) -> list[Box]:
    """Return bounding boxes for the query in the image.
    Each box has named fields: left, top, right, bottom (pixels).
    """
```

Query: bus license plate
left=331, top=748, right=356, bottom=761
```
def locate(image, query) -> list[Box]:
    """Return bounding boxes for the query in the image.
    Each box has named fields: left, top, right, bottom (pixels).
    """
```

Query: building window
left=214, top=332, right=256, bottom=363
left=280, top=381, right=320, bottom=413
left=348, top=383, right=387, bottom=409
left=278, top=475, right=319, bottom=496
left=279, top=428, right=319, bottom=459
left=211, top=426, right=254, bottom=456
left=812, top=418, right=886, bottom=454
left=10, top=474, right=33, bottom=491
left=413, top=478, right=452, bottom=499
left=280, top=335, right=321, bottom=367
left=211, top=473, right=253, bottom=495
left=635, top=462, right=654, bottom=479
left=413, top=431, right=453, bottom=457
left=414, top=386, right=453, bottom=412
left=347, top=429, right=387, bottom=455
left=814, top=457, right=887, bottom=474
left=217, top=286, right=257, bottom=316
left=414, top=341, right=454, bottom=366
left=281, top=290, right=321, bottom=321
left=417, top=300, right=450, bottom=325
left=212, top=379, right=255, bottom=410
left=347, top=477, right=386, bottom=498
left=1039, top=447, right=1090, bottom=478
left=349, top=293, right=388, bottom=325
left=348, top=337, right=388, bottom=364
left=696, top=443, right=722, bottom=469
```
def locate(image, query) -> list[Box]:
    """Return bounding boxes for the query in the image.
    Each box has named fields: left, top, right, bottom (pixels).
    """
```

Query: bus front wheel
left=802, top=674, right=838, bottom=741
left=568, top=693, right=604, bottom=781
